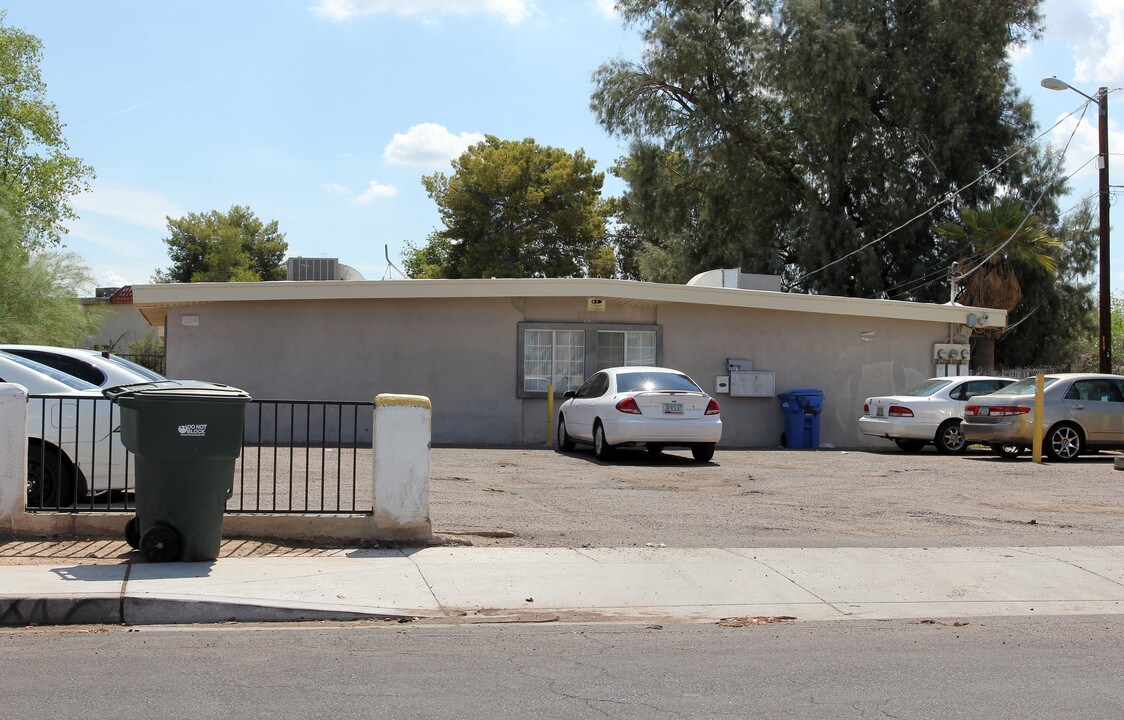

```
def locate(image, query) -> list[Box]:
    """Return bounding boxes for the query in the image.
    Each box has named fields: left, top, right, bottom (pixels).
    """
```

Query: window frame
left=516, top=322, right=662, bottom=399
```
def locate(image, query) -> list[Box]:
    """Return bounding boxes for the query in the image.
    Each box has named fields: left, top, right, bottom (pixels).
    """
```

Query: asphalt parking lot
left=427, top=445, right=1124, bottom=549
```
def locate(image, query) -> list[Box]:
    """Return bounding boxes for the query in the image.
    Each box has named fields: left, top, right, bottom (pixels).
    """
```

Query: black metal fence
left=24, top=396, right=373, bottom=515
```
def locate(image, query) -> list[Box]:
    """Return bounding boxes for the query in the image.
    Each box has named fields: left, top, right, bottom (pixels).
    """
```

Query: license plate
left=976, top=407, right=989, bottom=416
left=875, top=407, right=884, bottom=417
left=663, top=402, right=683, bottom=414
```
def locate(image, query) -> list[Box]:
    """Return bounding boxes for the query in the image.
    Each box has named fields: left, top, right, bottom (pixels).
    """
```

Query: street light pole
left=1041, top=77, right=1112, bottom=373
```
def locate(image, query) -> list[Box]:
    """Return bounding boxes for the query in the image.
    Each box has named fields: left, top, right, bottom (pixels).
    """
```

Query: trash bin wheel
left=140, top=523, right=182, bottom=563
left=124, top=516, right=141, bottom=549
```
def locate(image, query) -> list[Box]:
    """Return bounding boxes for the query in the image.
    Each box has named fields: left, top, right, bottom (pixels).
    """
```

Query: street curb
left=1, top=596, right=423, bottom=627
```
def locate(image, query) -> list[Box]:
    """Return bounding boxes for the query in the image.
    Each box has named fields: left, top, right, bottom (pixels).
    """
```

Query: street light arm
left=1040, top=76, right=1097, bottom=102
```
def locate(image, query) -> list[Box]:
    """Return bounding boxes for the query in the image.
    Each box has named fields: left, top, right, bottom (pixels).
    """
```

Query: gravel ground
left=427, top=445, right=1124, bottom=548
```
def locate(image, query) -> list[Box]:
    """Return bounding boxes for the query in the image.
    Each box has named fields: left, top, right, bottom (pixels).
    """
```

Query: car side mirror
left=564, top=391, right=576, bottom=398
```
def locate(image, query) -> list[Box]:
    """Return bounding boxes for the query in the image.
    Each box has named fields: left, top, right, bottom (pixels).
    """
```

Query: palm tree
left=933, top=199, right=1062, bottom=371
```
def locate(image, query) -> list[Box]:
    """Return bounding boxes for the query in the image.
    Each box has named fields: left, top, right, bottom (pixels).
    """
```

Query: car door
left=1062, top=378, right=1124, bottom=443
left=565, top=372, right=610, bottom=441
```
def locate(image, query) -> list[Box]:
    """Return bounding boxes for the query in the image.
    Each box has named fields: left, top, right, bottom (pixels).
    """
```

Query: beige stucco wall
left=165, top=297, right=525, bottom=444
left=85, top=304, right=161, bottom=349
left=161, top=294, right=955, bottom=448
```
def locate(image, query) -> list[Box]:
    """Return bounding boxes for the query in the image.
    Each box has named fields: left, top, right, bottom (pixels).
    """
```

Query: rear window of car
left=616, top=371, right=701, bottom=393
left=0, top=352, right=99, bottom=390
left=899, top=379, right=953, bottom=397
left=991, top=377, right=1059, bottom=394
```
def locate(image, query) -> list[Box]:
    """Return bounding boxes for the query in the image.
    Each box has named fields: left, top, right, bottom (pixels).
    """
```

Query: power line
left=793, top=94, right=1104, bottom=287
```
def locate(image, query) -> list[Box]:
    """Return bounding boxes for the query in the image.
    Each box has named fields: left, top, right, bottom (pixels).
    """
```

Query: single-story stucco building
left=130, top=269, right=1005, bottom=448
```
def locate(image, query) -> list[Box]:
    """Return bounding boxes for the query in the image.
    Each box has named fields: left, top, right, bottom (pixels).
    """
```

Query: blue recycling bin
left=778, top=389, right=824, bottom=449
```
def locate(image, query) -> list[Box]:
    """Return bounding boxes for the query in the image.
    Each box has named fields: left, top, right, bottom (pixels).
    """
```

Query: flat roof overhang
left=131, top=278, right=1007, bottom=330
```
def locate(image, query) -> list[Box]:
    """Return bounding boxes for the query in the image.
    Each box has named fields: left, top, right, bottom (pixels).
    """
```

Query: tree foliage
left=933, top=198, right=1063, bottom=370
left=0, top=12, right=94, bottom=250
left=592, top=0, right=1048, bottom=298
left=408, top=136, right=613, bottom=279
left=0, top=190, right=99, bottom=345
left=153, top=205, right=288, bottom=283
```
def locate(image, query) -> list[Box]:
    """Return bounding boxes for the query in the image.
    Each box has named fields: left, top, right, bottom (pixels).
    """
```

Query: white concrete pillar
left=372, top=394, right=432, bottom=540
left=0, top=383, right=28, bottom=526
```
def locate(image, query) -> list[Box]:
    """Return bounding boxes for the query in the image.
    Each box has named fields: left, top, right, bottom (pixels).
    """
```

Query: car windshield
left=616, top=371, right=701, bottom=393
left=898, top=379, right=953, bottom=397
left=102, top=354, right=166, bottom=381
left=990, top=376, right=1059, bottom=394
left=0, top=352, right=99, bottom=390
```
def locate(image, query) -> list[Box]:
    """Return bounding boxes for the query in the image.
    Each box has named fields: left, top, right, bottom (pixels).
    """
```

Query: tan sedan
left=961, top=373, right=1124, bottom=461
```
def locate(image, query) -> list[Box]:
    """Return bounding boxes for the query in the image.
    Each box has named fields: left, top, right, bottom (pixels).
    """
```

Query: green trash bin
left=104, top=381, right=252, bottom=562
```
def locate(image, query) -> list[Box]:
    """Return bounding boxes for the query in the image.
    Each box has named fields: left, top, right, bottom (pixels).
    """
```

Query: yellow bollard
left=1032, top=374, right=1044, bottom=463
left=547, top=384, right=555, bottom=446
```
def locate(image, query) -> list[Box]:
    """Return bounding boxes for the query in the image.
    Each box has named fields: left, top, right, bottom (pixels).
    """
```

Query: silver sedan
left=962, top=373, right=1124, bottom=461
left=859, top=376, right=1015, bottom=453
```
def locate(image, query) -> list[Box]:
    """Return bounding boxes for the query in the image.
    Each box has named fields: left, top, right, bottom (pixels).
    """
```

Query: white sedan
left=0, top=351, right=133, bottom=507
left=557, top=366, right=722, bottom=462
left=0, top=344, right=165, bottom=388
left=859, top=375, right=1015, bottom=454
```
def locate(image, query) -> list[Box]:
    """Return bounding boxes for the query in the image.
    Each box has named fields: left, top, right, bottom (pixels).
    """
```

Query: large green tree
left=0, top=12, right=94, bottom=250
left=592, top=0, right=1047, bottom=299
left=408, top=136, right=613, bottom=279
left=153, top=205, right=288, bottom=283
left=0, top=190, right=99, bottom=345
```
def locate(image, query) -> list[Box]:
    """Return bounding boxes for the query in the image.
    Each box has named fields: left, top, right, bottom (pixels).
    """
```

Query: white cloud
left=383, top=123, right=485, bottom=168
left=310, top=0, right=531, bottom=24
left=593, top=0, right=617, bottom=19
left=1046, top=110, right=1124, bottom=184
left=323, top=183, right=350, bottom=194
left=70, top=186, right=182, bottom=230
left=99, top=270, right=131, bottom=287
left=1046, top=0, right=1124, bottom=85
left=354, top=180, right=398, bottom=204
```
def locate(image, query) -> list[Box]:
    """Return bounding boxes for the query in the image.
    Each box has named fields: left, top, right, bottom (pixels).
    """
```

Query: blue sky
left=4, top=0, right=1123, bottom=295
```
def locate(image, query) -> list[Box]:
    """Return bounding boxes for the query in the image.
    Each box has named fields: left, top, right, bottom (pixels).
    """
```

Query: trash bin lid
left=103, top=380, right=252, bottom=403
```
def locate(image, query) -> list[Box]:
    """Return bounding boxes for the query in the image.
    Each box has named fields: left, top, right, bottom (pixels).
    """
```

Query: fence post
left=0, top=383, right=28, bottom=529
left=372, top=394, right=432, bottom=541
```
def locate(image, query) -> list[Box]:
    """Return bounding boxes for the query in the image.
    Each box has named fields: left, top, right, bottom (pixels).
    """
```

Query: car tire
left=894, top=439, right=926, bottom=453
left=934, top=420, right=967, bottom=455
left=556, top=416, right=575, bottom=452
left=990, top=443, right=1022, bottom=460
left=593, top=422, right=614, bottom=461
left=1045, top=423, right=1083, bottom=462
left=26, top=442, right=77, bottom=508
left=691, top=443, right=716, bottom=462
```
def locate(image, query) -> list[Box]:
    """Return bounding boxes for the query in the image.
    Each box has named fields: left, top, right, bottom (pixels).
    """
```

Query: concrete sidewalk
left=1, top=545, right=1123, bottom=627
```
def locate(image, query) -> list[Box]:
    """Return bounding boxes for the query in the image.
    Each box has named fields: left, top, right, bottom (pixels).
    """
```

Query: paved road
left=4, top=616, right=1122, bottom=719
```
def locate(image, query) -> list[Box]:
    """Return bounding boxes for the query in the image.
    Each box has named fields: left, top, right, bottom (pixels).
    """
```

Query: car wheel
left=556, top=416, right=575, bottom=452
left=140, top=523, right=182, bottom=563
left=934, top=420, right=967, bottom=455
left=894, top=439, right=925, bottom=453
left=990, top=443, right=1022, bottom=460
left=691, top=443, right=716, bottom=462
left=1045, top=423, right=1083, bottom=462
left=593, top=422, right=614, bottom=461
left=26, top=442, right=77, bottom=508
